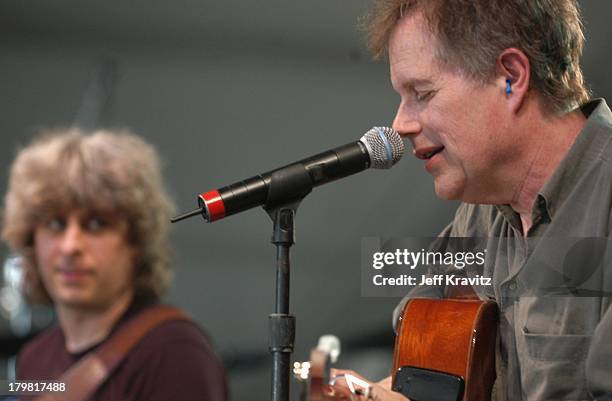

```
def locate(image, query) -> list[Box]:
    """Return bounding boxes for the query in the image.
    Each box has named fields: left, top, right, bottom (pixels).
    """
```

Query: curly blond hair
left=366, top=0, right=590, bottom=114
left=2, top=128, right=175, bottom=304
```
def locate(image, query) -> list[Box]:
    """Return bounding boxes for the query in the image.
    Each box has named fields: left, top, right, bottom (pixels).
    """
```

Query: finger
left=328, top=375, right=353, bottom=394
left=369, top=382, right=412, bottom=401
left=322, top=385, right=351, bottom=401
left=329, top=370, right=375, bottom=401
left=331, top=369, right=369, bottom=382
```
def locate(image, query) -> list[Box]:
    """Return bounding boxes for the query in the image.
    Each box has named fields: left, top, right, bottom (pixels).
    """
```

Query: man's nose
left=59, top=221, right=85, bottom=255
left=392, top=106, right=422, bottom=137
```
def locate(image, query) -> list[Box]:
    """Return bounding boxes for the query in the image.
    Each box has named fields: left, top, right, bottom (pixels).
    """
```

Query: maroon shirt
left=17, top=301, right=228, bottom=401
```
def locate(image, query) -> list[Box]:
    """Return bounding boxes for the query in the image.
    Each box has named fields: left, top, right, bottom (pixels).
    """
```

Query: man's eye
left=416, top=90, right=436, bottom=102
left=86, top=217, right=107, bottom=232
left=46, top=218, right=66, bottom=232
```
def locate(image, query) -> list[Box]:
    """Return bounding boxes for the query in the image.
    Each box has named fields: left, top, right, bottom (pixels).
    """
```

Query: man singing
left=330, top=0, right=611, bottom=399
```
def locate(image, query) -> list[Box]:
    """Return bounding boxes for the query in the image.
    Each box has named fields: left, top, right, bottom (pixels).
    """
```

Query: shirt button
left=508, top=283, right=517, bottom=291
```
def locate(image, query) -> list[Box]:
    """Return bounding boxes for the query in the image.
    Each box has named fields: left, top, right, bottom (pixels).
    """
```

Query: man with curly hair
left=2, top=129, right=228, bottom=400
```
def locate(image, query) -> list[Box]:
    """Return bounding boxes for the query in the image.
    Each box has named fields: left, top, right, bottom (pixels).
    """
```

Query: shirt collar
left=539, top=98, right=612, bottom=219
left=495, top=98, right=612, bottom=228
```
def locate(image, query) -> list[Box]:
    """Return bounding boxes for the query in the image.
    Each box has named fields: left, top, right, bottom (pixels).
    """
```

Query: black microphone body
left=199, top=141, right=370, bottom=222
left=165, top=127, right=402, bottom=223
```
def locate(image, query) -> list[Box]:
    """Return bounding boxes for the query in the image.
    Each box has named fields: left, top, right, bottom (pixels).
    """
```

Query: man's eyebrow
left=404, top=78, right=434, bottom=87
left=391, top=77, right=434, bottom=93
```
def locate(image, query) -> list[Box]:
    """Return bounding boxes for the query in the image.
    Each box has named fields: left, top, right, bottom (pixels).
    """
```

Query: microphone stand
left=264, top=163, right=313, bottom=401
left=172, top=163, right=314, bottom=401
left=266, top=202, right=298, bottom=401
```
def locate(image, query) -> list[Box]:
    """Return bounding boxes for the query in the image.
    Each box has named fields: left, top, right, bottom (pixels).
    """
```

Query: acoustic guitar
left=294, top=298, right=498, bottom=401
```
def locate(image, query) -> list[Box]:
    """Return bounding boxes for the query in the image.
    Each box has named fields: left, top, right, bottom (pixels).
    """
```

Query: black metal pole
left=264, top=164, right=312, bottom=401
left=268, top=206, right=298, bottom=401
left=275, top=245, right=291, bottom=313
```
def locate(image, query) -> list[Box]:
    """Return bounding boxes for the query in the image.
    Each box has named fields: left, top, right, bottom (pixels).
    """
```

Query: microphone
left=172, top=127, right=404, bottom=223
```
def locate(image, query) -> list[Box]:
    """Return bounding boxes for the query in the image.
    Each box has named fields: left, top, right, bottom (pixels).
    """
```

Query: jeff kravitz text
left=372, top=274, right=492, bottom=286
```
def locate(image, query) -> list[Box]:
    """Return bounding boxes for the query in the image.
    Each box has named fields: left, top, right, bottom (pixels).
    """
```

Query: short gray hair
left=366, top=0, right=590, bottom=114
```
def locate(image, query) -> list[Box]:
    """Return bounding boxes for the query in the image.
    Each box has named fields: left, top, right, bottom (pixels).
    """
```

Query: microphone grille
left=360, top=127, right=404, bottom=169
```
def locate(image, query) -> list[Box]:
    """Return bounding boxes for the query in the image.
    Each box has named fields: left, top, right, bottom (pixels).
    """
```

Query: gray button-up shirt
left=394, top=99, right=612, bottom=400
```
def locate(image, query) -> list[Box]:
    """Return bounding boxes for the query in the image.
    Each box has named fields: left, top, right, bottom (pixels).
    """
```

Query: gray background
left=1, top=1, right=611, bottom=400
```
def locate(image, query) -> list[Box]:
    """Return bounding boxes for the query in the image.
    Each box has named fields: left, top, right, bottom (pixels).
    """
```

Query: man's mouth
left=55, top=265, right=94, bottom=277
left=414, top=146, right=445, bottom=160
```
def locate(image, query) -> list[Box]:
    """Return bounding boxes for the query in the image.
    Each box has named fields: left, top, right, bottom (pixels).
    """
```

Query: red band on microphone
left=199, top=190, right=226, bottom=221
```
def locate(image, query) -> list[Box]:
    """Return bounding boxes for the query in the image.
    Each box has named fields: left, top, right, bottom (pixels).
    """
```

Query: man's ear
left=497, top=48, right=530, bottom=114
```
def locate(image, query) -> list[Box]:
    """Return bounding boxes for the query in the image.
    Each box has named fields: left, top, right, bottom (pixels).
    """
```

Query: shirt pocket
left=520, top=330, right=592, bottom=400
left=522, top=330, right=592, bottom=361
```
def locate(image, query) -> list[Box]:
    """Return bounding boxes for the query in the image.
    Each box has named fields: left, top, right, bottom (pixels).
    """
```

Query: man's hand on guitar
left=326, top=369, right=410, bottom=401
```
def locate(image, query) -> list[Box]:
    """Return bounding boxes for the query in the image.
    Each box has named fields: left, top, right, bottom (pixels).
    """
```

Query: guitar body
left=393, top=298, right=498, bottom=401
